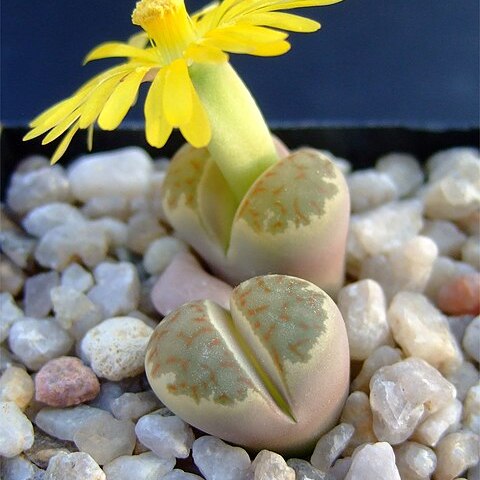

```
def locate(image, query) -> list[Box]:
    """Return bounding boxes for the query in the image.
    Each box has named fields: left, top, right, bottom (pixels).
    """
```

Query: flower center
left=132, top=0, right=196, bottom=64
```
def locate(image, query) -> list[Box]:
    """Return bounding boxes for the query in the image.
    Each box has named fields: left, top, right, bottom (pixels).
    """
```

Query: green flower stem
left=189, top=62, right=279, bottom=203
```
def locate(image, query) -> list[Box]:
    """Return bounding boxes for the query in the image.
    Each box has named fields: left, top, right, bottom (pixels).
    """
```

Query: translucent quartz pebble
left=376, top=152, right=424, bottom=197
left=0, top=366, right=34, bottom=410
left=44, top=452, right=105, bottom=480
left=103, top=452, right=175, bottom=480
left=72, top=413, right=136, bottom=466
left=310, top=423, right=355, bottom=472
left=463, top=384, right=480, bottom=435
left=35, top=222, right=109, bottom=271
left=447, top=315, right=474, bottom=345
left=81, top=317, right=152, bottom=381
left=360, top=236, right=438, bottom=301
left=462, top=235, right=480, bottom=270
left=0, top=230, right=36, bottom=269
left=7, top=164, right=71, bottom=215
left=163, top=470, right=204, bottom=480
left=0, top=255, right=25, bottom=296
left=387, top=292, right=463, bottom=375
left=344, top=442, right=400, bottom=480
left=250, top=450, right=295, bottom=480
left=347, top=199, right=423, bottom=275
left=445, top=361, right=479, bottom=401
left=433, top=430, right=480, bottom=480
left=22, top=202, right=85, bottom=238
left=347, top=170, right=398, bottom=213
left=126, top=211, right=167, bottom=255
left=143, top=236, right=189, bottom=275
left=421, top=220, right=467, bottom=257
left=351, top=345, right=403, bottom=393
left=369, top=357, right=456, bottom=445
left=87, top=262, right=140, bottom=318
left=0, top=402, right=34, bottom=458
left=0, top=454, right=43, bottom=480
left=0, top=292, right=23, bottom=343
left=90, top=218, right=128, bottom=248
left=24, top=271, right=59, bottom=318
left=110, top=391, right=162, bottom=421
left=412, top=398, right=462, bottom=446
left=151, top=251, right=233, bottom=316
left=81, top=195, right=131, bottom=220
left=51, top=286, right=103, bottom=340
left=192, top=435, right=251, bottom=480
left=330, top=457, right=352, bottom=480
left=287, top=458, right=334, bottom=480
left=394, top=441, right=437, bottom=480
left=8, top=318, right=73, bottom=371
left=340, top=391, right=377, bottom=455
left=67, top=147, right=153, bottom=202
left=425, top=256, right=476, bottom=301
left=337, top=279, right=391, bottom=360
left=135, top=411, right=194, bottom=459
left=35, top=405, right=108, bottom=441
left=88, top=381, right=124, bottom=412
left=61, top=263, right=94, bottom=293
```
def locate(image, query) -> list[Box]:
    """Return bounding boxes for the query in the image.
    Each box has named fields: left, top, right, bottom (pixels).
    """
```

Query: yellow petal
left=241, top=11, right=320, bottom=32
left=201, top=34, right=256, bottom=54
left=144, top=70, right=173, bottom=148
left=213, top=24, right=288, bottom=43
left=41, top=110, right=81, bottom=145
left=179, top=85, right=211, bottom=148
left=184, top=43, right=229, bottom=64
left=163, top=59, right=192, bottom=127
left=128, top=31, right=149, bottom=48
left=251, top=40, right=291, bottom=56
left=84, top=42, right=159, bottom=64
left=50, top=123, right=80, bottom=165
left=98, top=67, right=148, bottom=131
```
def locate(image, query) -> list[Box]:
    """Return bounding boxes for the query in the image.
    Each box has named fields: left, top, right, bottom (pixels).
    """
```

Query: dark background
left=1, top=0, right=479, bottom=128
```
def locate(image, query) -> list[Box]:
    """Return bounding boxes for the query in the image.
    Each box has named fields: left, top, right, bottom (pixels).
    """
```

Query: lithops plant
left=145, top=274, right=350, bottom=455
left=162, top=146, right=349, bottom=296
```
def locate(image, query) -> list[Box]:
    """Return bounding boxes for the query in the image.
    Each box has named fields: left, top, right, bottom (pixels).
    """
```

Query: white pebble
left=427, top=147, right=479, bottom=183
left=67, top=147, right=153, bottom=202
left=463, top=316, right=480, bottom=363
left=81, top=195, right=131, bottom=219
left=35, top=405, right=109, bottom=441
left=23, top=271, right=59, bottom=318
left=393, top=441, right=436, bottom=480
left=463, top=383, right=480, bottom=435
left=103, top=452, right=175, bottom=480
left=73, top=412, right=136, bottom=465
left=143, top=236, right=188, bottom=275
left=412, top=398, right=462, bottom=447
left=45, top=452, right=105, bottom=480
left=360, top=236, right=438, bottom=301
left=90, top=218, right=128, bottom=248
left=388, top=292, right=463, bottom=375
left=250, top=450, right=295, bottom=480
left=0, top=292, right=23, bottom=343
left=22, top=202, right=85, bottom=237
left=330, top=457, right=352, bottom=480
left=8, top=318, right=73, bottom=371
left=310, top=423, right=355, bottom=472
left=461, top=236, right=480, bottom=270
left=286, top=458, right=330, bottom=480
left=344, top=442, right=400, bottom=480
left=61, top=263, right=94, bottom=293
left=110, top=391, right=161, bottom=421
left=337, top=279, right=391, bottom=360
left=135, top=412, right=194, bottom=459
left=369, top=357, right=456, bottom=444
left=0, top=230, right=36, bottom=269
left=446, top=361, right=479, bottom=401
left=376, top=152, right=424, bottom=197
left=0, top=402, right=34, bottom=458
left=87, top=262, right=140, bottom=318
left=421, top=219, right=467, bottom=257
left=126, top=211, right=167, bottom=254
left=163, top=470, right=205, bottom=480
left=0, top=255, right=25, bottom=296
left=7, top=165, right=71, bottom=215
left=87, top=381, right=124, bottom=412
left=192, top=435, right=251, bottom=480
left=347, top=170, right=398, bottom=213
left=0, top=454, right=43, bottom=480
left=81, top=317, right=152, bottom=381
left=434, top=430, right=480, bottom=480
left=0, top=366, right=34, bottom=410
left=35, top=222, right=109, bottom=271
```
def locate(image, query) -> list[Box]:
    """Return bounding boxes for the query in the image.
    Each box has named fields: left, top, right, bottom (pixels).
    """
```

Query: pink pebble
left=35, top=356, right=100, bottom=407
left=437, top=272, right=480, bottom=316
left=151, top=251, right=233, bottom=316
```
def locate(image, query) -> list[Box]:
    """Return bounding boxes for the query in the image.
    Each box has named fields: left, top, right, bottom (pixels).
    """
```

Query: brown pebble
left=34, top=356, right=100, bottom=407
left=437, top=272, right=480, bottom=316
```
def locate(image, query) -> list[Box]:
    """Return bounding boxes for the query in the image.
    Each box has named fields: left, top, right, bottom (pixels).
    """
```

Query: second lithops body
left=145, top=274, right=350, bottom=455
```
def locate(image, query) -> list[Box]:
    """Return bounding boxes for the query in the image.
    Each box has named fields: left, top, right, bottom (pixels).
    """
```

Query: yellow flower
left=24, top=0, right=342, bottom=163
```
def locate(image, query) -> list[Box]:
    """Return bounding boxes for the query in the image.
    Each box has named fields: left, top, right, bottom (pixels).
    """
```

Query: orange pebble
left=437, top=272, right=480, bottom=316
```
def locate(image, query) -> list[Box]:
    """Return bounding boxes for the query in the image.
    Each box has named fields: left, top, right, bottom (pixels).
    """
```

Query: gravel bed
left=0, top=145, right=479, bottom=480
